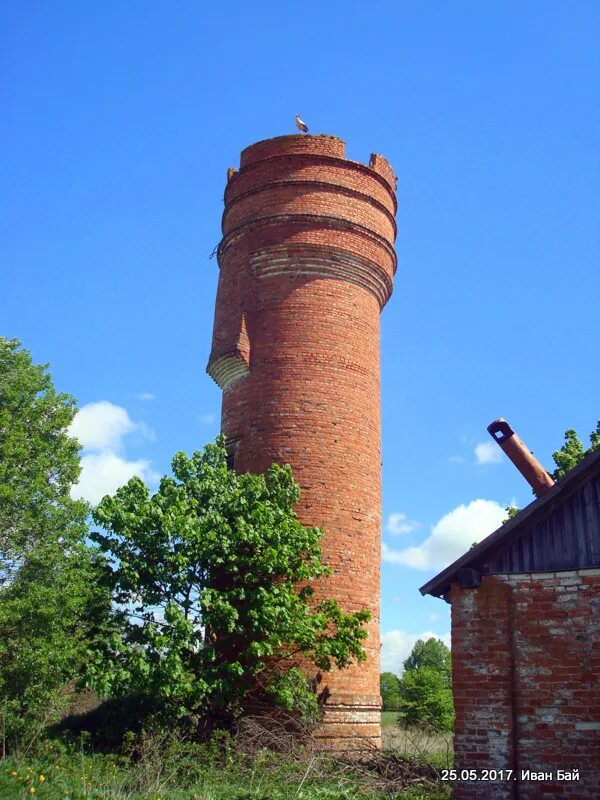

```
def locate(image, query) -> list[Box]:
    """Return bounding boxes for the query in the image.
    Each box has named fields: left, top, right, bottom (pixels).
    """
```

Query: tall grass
left=0, top=715, right=452, bottom=800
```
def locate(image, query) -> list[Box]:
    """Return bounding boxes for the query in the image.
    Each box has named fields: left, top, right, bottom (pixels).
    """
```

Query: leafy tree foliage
left=502, top=504, right=520, bottom=524
left=0, top=339, right=87, bottom=584
left=397, top=667, right=454, bottom=732
left=89, top=440, right=370, bottom=727
left=379, top=671, right=401, bottom=711
left=0, top=339, right=110, bottom=748
left=551, top=421, right=600, bottom=480
left=402, top=638, right=451, bottom=678
left=0, top=539, right=110, bottom=747
left=397, top=638, right=453, bottom=731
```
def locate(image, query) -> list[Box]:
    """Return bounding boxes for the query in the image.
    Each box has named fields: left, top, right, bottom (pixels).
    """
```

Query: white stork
left=295, top=114, right=309, bottom=133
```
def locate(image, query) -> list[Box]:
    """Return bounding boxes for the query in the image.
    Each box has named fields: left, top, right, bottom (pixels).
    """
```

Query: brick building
left=421, top=430, right=600, bottom=799
left=207, top=134, right=398, bottom=748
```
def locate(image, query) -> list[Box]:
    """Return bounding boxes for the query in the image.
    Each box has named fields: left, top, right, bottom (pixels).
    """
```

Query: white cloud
left=75, top=452, right=159, bottom=505
left=200, top=413, right=217, bottom=425
left=382, top=498, right=506, bottom=570
left=386, top=512, right=420, bottom=536
left=70, top=401, right=137, bottom=451
left=381, top=629, right=451, bottom=675
left=70, top=401, right=158, bottom=504
left=474, top=441, right=502, bottom=465
left=135, top=392, right=155, bottom=401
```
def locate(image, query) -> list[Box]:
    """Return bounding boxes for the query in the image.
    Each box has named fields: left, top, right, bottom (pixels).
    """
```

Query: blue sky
left=3, top=2, right=599, bottom=673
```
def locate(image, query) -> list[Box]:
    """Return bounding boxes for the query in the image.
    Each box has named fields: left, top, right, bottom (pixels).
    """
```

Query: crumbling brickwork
left=451, top=570, right=600, bottom=799
left=207, top=134, right=397, bottom=748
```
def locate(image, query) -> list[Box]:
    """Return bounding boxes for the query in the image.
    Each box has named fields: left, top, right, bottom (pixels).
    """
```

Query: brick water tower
left=207, top=133, right=397, bottom=748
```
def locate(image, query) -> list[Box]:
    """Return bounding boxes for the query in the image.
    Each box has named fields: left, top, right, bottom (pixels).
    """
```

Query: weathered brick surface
left=223, top=183, right=395, bottom=242
left=207, top=134, right=397, bottom=747
left=451, top=570, right=600, bottom=799
left=239, top=134, right=347, bottom=167
left=225, top=156, right=397, bottom=217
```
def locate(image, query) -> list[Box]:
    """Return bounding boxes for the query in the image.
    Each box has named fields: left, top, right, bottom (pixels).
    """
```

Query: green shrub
left=89, top=439, right=370, bottom=729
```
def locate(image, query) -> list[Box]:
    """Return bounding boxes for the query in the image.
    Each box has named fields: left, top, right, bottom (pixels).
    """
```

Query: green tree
left=0, top=339, right=85, bottom=583
left=502, top=504, right=520, bottom=524
left=397, top=667, right=454, bottom=732
left=0, top=338, right=110, bottom=748
left=551, top=421, right=600, bottom=480
left=0, top=539, right=110, bottom=747
left=402, top=638, right=451, bottom=680
left=380, top=671, right=401, bottom=711
left=397, top=638, right=453, bottom=731
left=89, top=439, right=370, bottom=728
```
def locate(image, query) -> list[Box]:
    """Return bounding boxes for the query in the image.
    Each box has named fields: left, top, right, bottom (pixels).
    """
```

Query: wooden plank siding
left=486, top=473, right=600, bottom=574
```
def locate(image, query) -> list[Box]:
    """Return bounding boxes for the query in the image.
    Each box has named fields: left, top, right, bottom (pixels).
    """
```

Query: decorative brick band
left=206, top=351, right=249, bottom=391
left=311, top=693, right=383, bottom=751
left=250, top=246, right=393, bottom=308
left=234, top=136, right=398, bottom=202
left=224, top=180, right=397, bottom=238
left=218, top=213, right=397, bottom=273
left=226, top=155, right=397, bottom=223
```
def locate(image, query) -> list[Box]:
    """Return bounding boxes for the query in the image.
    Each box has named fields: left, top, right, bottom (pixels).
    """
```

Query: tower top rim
left=237, top=135, right=397, bottom=193
left=240, top=132, right=344, bottom=155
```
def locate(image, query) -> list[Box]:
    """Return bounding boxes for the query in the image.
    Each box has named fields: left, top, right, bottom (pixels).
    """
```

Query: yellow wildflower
left=29, top=788, right=36, bottom=795
left=39, top=775, right=46, bottom=782
left=10, top=771, right=17, bottom=777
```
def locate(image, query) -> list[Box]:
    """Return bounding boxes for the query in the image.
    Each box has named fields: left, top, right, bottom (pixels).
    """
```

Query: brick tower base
left=316, top=693, right=382, bottom=751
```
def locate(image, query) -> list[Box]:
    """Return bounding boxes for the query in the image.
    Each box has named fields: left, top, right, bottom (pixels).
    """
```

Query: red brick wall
left=451, top=569, right=600, bottom=799
left=451, top=576, right=515, bottom=800
left=207, top=135, right=397, bottom=748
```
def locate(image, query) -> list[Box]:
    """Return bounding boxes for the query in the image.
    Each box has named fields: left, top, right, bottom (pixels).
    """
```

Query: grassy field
left=0, top=715, right=452, bottom=800
left=0, top=754, right=451, bottom=800
left=381, top=713, right=452, bottom=762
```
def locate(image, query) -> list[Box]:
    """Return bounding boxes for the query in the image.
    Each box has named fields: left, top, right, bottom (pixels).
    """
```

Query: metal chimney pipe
left=487, top=418, right=555, bottom=497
